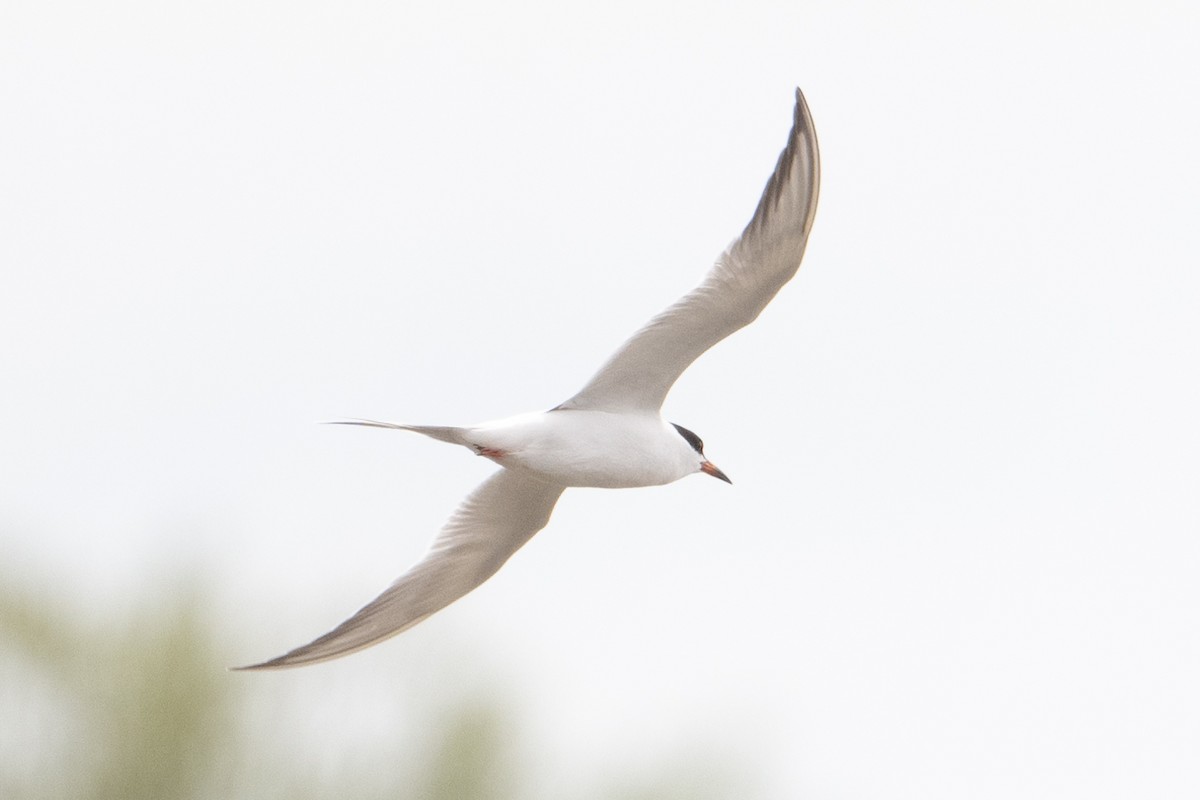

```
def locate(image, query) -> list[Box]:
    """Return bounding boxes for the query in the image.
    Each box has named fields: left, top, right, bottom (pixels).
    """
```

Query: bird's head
left=671, top=423, right=731, bottom=484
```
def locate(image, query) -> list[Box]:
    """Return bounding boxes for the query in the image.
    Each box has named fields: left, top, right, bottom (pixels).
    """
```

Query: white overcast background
left=3, top=1, right=1199, bottom=797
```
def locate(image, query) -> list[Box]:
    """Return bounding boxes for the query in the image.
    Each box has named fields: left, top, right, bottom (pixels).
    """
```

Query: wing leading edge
left=560, top=88, right=821, bottom=413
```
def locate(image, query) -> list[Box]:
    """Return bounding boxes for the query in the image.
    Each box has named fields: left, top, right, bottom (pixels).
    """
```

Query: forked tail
left=327, top=420, right=469, bottom=445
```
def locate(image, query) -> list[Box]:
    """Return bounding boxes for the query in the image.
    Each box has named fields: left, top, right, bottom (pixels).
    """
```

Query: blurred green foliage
left=0, top=572, right=745, bottom=800
left=1, top=580, right=232, bottom=800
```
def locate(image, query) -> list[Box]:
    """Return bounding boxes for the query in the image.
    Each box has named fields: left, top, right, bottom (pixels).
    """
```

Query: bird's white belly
left=468, top=410, right=689, bottom=489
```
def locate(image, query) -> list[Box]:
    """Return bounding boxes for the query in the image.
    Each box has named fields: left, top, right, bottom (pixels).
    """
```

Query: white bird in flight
left=238, top=88, right=820, bottom=670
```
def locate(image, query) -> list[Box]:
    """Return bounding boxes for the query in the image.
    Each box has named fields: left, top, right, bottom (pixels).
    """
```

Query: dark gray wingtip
left=230, top=637, right=369, bottom=672
left=729, top=85, right=820, bottom=270
left=793, top=86, right=815, bottom=134
left=229, top=656, right=299, bottom=672
left=230, top=651, right=301, bottom=671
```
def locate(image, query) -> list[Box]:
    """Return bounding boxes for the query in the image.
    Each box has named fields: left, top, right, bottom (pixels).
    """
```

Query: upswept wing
left=237, top=469, right=565, bottom=670
left=560, top=88, right=820, bottom=413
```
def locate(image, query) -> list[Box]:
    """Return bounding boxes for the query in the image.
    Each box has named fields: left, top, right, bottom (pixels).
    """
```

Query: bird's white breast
left=468, top=410, right=695, bottom=489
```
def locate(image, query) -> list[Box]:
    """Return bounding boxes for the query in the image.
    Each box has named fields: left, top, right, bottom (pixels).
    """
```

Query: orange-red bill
left=700, top=460, right=732, bottom=484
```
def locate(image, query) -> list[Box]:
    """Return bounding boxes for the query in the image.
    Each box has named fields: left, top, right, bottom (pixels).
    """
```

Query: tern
left=238, top=88, right=820, bottom=670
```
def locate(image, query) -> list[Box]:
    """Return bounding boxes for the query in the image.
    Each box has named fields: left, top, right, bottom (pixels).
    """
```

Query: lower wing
left=235, top=469, right=565, bottom=670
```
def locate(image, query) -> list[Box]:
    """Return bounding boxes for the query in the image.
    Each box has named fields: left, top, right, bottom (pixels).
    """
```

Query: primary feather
left=560, top=88, right=820, bottom=412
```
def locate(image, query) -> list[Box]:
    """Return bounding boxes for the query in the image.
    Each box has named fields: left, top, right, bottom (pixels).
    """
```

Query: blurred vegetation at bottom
left=0, top=573, right=743, bottom=800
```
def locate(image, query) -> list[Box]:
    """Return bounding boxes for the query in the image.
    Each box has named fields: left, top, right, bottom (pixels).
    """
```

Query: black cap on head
left=671, top=423, right=705, bottom=455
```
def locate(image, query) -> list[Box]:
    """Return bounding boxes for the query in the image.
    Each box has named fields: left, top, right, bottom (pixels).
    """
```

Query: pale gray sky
left=3, top=1, right=1199, bottom=797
